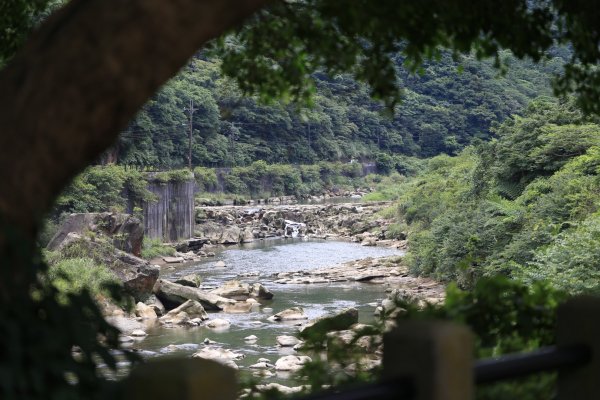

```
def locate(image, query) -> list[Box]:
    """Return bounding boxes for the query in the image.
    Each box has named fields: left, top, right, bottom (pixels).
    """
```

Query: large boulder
left=274, top=355, right=312, bottom=371
left=220, top=226, right=241, bottom=244
left=250, top=283, right=273, bottom=300
left=144, top=294, right=166, bottom=316
left=154, top=279, right=236, bottom=311
left=47, top=212, right=144, bottom=256
left=211, top=280, right=274, bottom=301
left=120, top=262, right=160, bottom=301
left=174, top=274, right=202, bottom=288
left=161, top=300, right=208, bottom=321
left=240, top=228, right=255, bottom=243
left=47, top=213, right=97, bottom=251
left=194, top=222, right=224, bottom=242
left=210, top=280, right=251, bottom=300
left=267, top=307, right=307, bottom=322
left=175, top=238, right=209, bottom=253
left=222, top=302, right=254, bottom=313
left=103, top=213, right=144, bottom=256
left=299, top=308, right=358, bottom=340
left=192, top=346, right=243, bottom=369
left=135, top=302, right=158, bottom=320
left=276, top=335, right=301, bottom=347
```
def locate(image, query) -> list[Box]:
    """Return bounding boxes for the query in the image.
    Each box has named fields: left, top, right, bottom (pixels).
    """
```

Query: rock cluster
left=194, top=202, right=403, bottom=246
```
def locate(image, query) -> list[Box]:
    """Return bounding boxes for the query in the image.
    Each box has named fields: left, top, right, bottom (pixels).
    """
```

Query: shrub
left=153, top=169, right=194, bottom=184
left=194, top=166, right=218, bottom=191
left=46, top=257, right=121, bottom=302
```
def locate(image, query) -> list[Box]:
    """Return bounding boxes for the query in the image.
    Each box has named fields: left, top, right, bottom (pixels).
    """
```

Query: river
left=130, top=238, right=403, bottom=384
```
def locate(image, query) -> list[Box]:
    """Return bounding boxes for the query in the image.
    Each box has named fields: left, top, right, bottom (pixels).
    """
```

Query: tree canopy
left=4, top=1, right=600, bottom=398
left=217, top=1, right=600, bottom=114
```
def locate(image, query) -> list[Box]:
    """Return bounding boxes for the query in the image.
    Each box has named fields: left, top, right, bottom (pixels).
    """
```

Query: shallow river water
left=132, top=238, right=403, bottom=383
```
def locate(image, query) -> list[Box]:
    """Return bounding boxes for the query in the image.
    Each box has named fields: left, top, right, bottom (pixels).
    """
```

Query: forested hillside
left=376, top=97, right=600, bottom=293
left=114, top=49, right=566, bottom=169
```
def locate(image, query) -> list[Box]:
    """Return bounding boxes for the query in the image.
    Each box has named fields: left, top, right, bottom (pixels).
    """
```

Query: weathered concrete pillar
left=121, top=358, right=237, bottom=400
left=557, top=296, right=600, bottom=400
left=383, top=320, right=474, bottom=400
left=144, top=177, right=195, bottom=242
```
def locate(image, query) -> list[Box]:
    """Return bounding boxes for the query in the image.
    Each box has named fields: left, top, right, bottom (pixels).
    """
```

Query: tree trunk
left=0, top=0, right=270, bottom=296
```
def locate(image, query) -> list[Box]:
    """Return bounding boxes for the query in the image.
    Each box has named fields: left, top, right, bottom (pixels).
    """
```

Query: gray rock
left=153, top=279, right=235, bottom=311
left=274, top=355, right=312, bottom=371
left=299, top=307, right=359, bottom=340
left=211, top=280, right=250, bottom=300
left=192, top=346, right=243, bottom=369
left=120, top=261, right=160, bottom=301
left=276, top=335, right=301, bottom=347
left=106, top=316, right=144, bottom=334
left=47, top=212, right=144, bottom=256
left=256, top=383, right=305, bottom=395
left=220, top=226, right=241, bottom=244
left=160, top=343, right=200, bottom=353
left=163, top=256, right=184, bottom=263
left=249, top=362, right=274, bottom=369
left=250, top=283, right=274, bottom=300
left=206, top=318, right=230, bottom=329
left=144, top=294, right=166, bottom=316
left=135, top=302, right=157, bottom=320
left=222, top=302, right=253, bottom=313
left=160, top=300, right=208, bottom=324
left=267, top=307, right=307, bottom=322
left=174, top=273, right=202, bottom=288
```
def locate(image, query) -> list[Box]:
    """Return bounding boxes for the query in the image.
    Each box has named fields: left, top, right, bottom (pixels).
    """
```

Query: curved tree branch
left=0, top=0, right=270, bottom=239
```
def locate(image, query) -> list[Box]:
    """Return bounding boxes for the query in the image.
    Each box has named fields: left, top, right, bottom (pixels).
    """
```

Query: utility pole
left=187, top=99, right=197, bottom=170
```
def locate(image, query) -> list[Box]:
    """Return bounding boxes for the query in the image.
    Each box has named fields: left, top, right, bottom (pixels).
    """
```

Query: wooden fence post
left=383, top=320, right=474, bottom=400
left=120, top=358, right=238, bottom=400
left=557, top=296, right=600, bottom=400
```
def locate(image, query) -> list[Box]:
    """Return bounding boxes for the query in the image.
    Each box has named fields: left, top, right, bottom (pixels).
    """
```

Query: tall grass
left=141, top=238, right=176, bottom=259
left=46, top=257, right=121, bottom=302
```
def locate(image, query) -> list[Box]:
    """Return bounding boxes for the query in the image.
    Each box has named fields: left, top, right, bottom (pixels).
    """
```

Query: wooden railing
left=122, top=296, right=600, bottom=400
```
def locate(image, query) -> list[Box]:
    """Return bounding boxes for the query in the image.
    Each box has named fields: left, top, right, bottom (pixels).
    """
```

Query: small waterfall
left=284, top=220, right=305, bottom=238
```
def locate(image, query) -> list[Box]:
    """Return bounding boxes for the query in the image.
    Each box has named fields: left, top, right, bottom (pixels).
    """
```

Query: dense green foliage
left=0, top=0, right=54, bottom=65
left=221, top=1, right=600, bottom=115
left=384, top=98, right=600, bottom=293
left=117, top=52, right=560, bottom=169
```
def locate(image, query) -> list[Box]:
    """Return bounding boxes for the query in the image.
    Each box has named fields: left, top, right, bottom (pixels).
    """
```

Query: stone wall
left=144, top=179, right=195, bottom=242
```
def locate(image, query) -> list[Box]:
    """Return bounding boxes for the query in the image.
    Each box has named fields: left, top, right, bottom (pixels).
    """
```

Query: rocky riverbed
left=46, top=205, right=443, bottom=394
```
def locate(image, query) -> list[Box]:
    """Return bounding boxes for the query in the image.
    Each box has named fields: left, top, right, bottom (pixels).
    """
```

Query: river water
left=132, top=238, right=403, bottom=383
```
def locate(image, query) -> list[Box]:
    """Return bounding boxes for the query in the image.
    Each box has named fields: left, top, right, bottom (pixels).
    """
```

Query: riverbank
left=272, top=256, right=444, bottom=304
